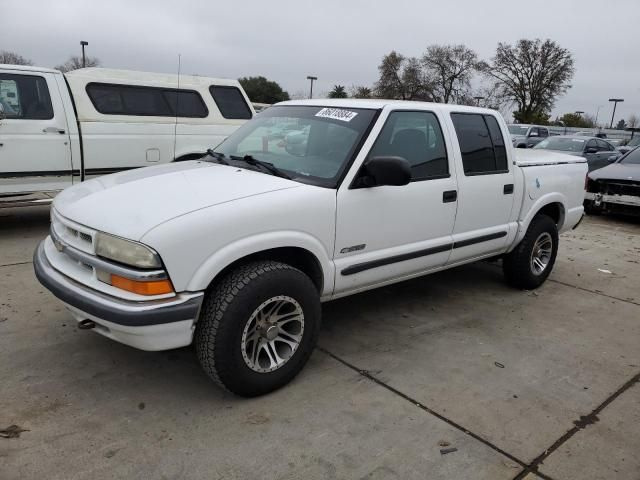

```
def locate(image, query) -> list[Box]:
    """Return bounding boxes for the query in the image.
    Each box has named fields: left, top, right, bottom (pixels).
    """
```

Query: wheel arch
left=186, top=232, right=333, bottom=297
left=514, top=194, right=567, bottom=247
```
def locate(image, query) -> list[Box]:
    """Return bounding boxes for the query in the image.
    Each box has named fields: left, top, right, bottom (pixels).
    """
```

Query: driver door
left=333, top=109, right=457, bottom=296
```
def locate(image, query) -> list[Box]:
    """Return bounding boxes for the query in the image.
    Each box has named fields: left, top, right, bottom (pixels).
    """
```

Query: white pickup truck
left=0, top=64, right=253, bottom=207
left=34, top=100, right=587, bottom=396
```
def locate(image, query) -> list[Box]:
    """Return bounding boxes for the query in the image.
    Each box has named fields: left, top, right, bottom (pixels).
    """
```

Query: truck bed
left=515, top=149, right=587, bottom=167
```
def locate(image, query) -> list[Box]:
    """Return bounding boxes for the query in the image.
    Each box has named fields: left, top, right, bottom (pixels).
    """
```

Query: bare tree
left=55, top=55, right=101, bottom=73
left=0, top=51, right=33, bottom=65
left=422, top=44, right=478, bottom=104
left=628, top=114, right=639, bottom=129
left=374, top=51, right=434, bottom=101
left=479, top=39, right=575, bottom=124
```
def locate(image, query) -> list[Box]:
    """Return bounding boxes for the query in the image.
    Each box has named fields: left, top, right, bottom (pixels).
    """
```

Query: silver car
left=533, top=135, right=620, bottom=172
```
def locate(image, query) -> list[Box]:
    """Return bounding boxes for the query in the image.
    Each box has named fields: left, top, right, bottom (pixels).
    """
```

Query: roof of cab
left=275, top=98, right=498, bottom=115
left=0, top=64, right=61, bottom=74
left=65, top=67, right=240, bottom=88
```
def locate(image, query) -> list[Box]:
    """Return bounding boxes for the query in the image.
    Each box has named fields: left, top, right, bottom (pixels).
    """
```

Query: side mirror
left=607, top=155, right=618, bottom=162
left=355, top=156, right=411, bottom=188
left=516, top=143, right=528, bottom=149
left=585, top=147, right=598, bottom=154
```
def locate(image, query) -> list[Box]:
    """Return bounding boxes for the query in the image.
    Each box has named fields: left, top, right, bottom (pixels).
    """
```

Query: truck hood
left=53, top=161, right=301, bottom=240
left=588, top=162, right=640, bottom=181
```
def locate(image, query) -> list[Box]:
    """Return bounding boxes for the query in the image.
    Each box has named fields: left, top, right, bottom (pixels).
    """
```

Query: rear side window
left=596, top=139, right=613, bottom=151
left=368, top=110, right=449, bottom=180
left=86, top=83, right=208, bottom=118
left=209, top=86, right=252, bottom=119
left=0, top=73, right=54, bottom=120
left=451, top=113, right=509, bottom=175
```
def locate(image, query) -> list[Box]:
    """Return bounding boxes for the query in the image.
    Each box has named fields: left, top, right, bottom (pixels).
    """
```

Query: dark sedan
left=533, top=135, right=621, bottom=172
left=585, top=147, right=640, bottom=216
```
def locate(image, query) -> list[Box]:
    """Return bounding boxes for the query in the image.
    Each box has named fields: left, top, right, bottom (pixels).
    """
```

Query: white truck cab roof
left=0, top=64, right=61, bottom=74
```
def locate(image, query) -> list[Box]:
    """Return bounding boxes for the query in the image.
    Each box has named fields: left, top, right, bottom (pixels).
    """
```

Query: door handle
left=503, top=184, right=514, bottom=194
left=43, top=127, right=65, bottom=134
left=442, top=190, right=457, bottom=203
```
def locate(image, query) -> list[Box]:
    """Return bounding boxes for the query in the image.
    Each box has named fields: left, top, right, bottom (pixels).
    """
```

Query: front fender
left=186, top=231, right=335, bottom=296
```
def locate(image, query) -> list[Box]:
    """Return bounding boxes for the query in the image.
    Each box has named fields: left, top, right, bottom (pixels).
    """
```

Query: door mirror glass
left=356, top=156, right=411, bottom=187
left=585, top=147, right=598, bottom=154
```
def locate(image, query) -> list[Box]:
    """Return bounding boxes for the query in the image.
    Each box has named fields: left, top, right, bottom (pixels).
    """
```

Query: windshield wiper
left=206, top=149, right=230, bottom=165
left=229, top=154, right=291, bottom=180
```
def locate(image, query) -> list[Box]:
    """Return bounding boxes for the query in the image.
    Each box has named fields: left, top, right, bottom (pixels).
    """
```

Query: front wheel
left=195, top=261, right=321, bottom=397
left=503, top=214, right=559, bottom=289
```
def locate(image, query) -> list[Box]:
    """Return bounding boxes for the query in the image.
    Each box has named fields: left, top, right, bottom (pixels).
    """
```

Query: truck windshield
left=534, top=137, right=585, bottom=152
left=213, top=105, right=378, bottom=188
left=508, top=125, right=529, bottom=135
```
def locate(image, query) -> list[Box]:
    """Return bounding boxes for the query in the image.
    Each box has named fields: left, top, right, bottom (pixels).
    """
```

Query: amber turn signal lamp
left=110, top=274, right=174, bottom=295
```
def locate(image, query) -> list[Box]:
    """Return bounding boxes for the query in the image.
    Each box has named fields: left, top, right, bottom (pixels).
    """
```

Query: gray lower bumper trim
left=34, top=241, right=203, bottom=327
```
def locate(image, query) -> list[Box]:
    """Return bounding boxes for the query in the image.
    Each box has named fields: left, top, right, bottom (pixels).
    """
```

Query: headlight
left=94, top=232, right=162, bottom=269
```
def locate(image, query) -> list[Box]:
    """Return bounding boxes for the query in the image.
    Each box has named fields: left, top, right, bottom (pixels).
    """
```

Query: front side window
left=86, top=83, right=208, bottom=118
left=367, top=111, right=448, bottom=180
left=0, top=73, right=53, bottom=120
left=451, top=113, right=508, bottom=175
left=539, top=128, right=549, bottom=138
left=214, top=105, right=377, bottom=187
left=209, top=86, right=252, bottom=119
left=596, top=139, right=613, bottom=151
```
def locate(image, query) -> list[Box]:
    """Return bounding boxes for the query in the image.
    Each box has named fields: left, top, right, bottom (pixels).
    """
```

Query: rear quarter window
left=209, top=86, right=252, bottom=120
left=451, top=113, right=509, bottom=175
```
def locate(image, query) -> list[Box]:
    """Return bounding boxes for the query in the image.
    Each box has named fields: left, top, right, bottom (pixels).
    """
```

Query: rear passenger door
left=447, top=113, right=515, bottom=265
left=0, top=71, right=72, bottom=195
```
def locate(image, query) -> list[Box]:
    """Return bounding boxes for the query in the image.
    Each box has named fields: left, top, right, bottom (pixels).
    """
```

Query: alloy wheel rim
left=530, top=232, right=553, bottom=275
left=241, top=296, right=305, bottom=373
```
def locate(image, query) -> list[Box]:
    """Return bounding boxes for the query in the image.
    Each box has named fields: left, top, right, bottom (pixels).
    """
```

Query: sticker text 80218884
left=315, top=108, right=358, bottom=122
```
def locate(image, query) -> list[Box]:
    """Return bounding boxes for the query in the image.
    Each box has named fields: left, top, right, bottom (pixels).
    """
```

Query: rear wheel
left=503, top=214, right=558, bottom=289
left=195, top=261, right=321, bottom=397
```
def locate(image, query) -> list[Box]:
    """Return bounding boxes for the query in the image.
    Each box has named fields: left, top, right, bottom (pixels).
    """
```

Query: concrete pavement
left=1, top=207, right=638, bottom=479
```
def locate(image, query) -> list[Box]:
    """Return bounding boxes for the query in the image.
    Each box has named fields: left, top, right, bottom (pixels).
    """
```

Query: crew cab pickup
left=34, top=100, right=587, bottom=396
left=0, top=64, right=253, bottom=207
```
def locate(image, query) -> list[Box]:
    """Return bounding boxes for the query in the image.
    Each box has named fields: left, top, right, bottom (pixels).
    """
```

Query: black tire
left=503, top=214, right=559, bottom=290
left=195, top=260, right=321, bottom=397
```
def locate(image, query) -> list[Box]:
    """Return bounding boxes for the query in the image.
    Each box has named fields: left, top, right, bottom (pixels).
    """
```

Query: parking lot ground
left=1, top=207, right=639, bottom=480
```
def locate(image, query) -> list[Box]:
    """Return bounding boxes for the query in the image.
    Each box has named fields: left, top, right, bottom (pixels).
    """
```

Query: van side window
left=209, top=86, right=252, bottom=120
left=0, top=73, right=53, bottom=120
left=85, top=83, right=208, bottom=118
left=367, top=111, right=449, bottom=181
left=451, top=113, right=509, bottom=175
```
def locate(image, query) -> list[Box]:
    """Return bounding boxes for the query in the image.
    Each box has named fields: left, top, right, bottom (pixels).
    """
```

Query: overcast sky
left=4, top=0, right=639, bottom=123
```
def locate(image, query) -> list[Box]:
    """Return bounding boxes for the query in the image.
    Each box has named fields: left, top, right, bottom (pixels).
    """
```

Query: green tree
left=238, top=76, right=290, bottom=104
left=616, top=119, right=627, bottom=130
left=351, top=86, right=372, bottom=98
left=55, top=55, right=100, bottom=72
left=374, top=51, right=434, bottom=100
left=422, top=44, right=478, bottom=103
left=480, top=39, right=575, bottom=124
left=557, top=113, right=593, bottom=128
left=0, top=51, right=33, bottom=65
left=328, top=85, right=347, bottom=98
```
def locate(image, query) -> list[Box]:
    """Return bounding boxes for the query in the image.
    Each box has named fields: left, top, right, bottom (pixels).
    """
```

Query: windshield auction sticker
left=315, top=108, right=358, bottom=122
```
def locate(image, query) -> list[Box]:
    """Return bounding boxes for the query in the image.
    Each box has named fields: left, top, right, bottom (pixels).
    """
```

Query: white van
left=0, top=65, right=254, bottom=207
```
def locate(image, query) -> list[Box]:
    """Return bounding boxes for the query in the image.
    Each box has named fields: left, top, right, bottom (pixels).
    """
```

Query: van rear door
left=0, top=70, right=72, bottom=196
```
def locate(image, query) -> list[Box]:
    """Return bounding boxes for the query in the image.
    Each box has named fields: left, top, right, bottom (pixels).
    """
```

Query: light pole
left=80, top=41, right=88, bottom=68
left=609, top=98, right=624, bottom=129
left=473, top=96, right=485, bottom=106
left=306, top=76, right=317, bottom=99
left=575, top=110, right=584, bottom=116
left=594, top=105, right=603, bottom=128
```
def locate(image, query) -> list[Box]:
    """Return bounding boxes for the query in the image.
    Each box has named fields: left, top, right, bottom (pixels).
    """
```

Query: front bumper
left=34, top=241, right=204, bottom=350
left=585, top=191, right=640, bottom=207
